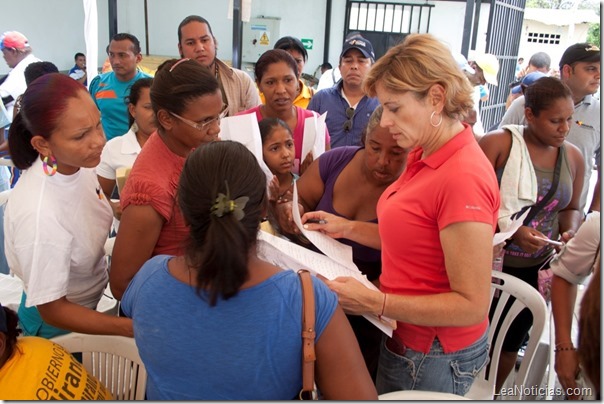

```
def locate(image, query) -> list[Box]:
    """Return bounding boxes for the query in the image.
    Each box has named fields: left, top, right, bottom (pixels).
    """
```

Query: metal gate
left=480, top=0, right=527, bottom=131
left=344, top=1, right=434, bottom=60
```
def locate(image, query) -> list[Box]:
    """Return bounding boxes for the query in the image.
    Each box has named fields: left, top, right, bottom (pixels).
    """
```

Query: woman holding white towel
left=478, top=76, right=585, bottom=394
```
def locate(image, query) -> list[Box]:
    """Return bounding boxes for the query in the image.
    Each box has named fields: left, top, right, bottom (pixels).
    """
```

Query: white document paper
left=257, top=230, right=394, bottom=337
left=291, top=182, right=356, bottom=269
left=493, top=209, right=529, bottom=246
left=219, top=113, right=273, bottom=184
left=258, top=231, right=363, bottom=282
left=301, top=112, right=327, bottom=163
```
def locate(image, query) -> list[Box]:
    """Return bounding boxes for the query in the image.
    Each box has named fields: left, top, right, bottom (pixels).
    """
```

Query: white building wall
left=0, top=0, right=496, bottom=77
left=518, top=20, right=592, bottom=70
left=0, top=0, right=109, bottom=74
left=325, top=0, right=491, bottom=68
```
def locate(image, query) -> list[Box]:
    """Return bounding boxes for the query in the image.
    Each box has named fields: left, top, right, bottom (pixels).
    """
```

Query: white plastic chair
left=379, top=390, right=470, bottom=400
left=51, top=333, right=147, bottom=400
left=465, top=270, right=548, bottom=400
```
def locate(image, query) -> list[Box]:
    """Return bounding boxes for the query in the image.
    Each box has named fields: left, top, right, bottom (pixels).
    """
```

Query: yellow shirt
left=259, top=80, right=314, bottom=109
left=0, top=337, right=113, bottom=400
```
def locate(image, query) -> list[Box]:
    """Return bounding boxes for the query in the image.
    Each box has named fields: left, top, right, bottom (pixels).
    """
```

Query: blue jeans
left=376, top=331, right=489, bottom=396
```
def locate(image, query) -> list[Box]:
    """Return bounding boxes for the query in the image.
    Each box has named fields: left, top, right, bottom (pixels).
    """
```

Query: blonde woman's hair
left=364, top=34, right=474, bottom=120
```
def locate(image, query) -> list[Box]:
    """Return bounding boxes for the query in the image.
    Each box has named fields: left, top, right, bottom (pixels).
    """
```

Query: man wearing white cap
left=456, top=52, right=500, bottom=138
left=469, top=53, right=500, bottom=87
left=0, top=31, right=40, bottom=118
left=469, top=53, right=499, bottom=138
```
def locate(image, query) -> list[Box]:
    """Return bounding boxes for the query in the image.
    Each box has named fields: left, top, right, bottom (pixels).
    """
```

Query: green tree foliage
left=587, top=23, right=600, bottom=47
left=526, top=0, right=600, bottom=9
left=526, top=0, right=562, bottom=8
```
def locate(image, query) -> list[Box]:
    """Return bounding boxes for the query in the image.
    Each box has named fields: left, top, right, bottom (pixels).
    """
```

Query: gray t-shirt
left=499, top=94, right=601, bottom=211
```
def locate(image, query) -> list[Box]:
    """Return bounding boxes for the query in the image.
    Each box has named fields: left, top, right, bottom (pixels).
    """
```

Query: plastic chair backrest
left=465, top=270, right=548, bottom=400
left=51, top=333, right=147, bottom=400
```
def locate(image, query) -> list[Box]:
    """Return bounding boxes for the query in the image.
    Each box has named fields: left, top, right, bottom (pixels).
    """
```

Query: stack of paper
left=257, top=182, right=395, bottom=336
left=301, top=112, right=328, bottom=163
left=219, top=113, right=273, bottom=184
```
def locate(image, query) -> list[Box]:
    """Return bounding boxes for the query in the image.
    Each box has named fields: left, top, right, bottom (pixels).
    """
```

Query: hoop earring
left=430, top=111, right=443, bottom=128
left=42, top=155, right=58, bottom=176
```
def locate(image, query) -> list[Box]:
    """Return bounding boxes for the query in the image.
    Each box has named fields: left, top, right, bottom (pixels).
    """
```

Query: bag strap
left=522, top=146, right=563, bottom=226
left=298, top=269, right=317, bottom=400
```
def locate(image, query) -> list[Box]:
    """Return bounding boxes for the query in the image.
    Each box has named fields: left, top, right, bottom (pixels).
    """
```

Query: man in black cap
left=308, top=36, right=380, bottom=147
left=500, top=42, right=601, bottom=213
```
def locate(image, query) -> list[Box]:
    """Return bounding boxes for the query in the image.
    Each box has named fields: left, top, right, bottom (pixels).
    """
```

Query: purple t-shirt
left=316, top=146, right=381, bottom=280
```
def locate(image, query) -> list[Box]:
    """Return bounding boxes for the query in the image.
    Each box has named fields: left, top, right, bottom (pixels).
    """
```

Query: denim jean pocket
left=450, top=346, right=489, bottom=396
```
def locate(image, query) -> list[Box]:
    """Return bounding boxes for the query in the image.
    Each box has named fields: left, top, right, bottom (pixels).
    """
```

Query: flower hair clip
left=210, top=181, right=249, bottom=221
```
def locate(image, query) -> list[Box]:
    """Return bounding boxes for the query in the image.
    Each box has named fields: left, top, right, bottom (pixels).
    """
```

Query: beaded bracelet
left=554, top=346, right=576, bottom=353
left=555, top=341, right=574, bottom=348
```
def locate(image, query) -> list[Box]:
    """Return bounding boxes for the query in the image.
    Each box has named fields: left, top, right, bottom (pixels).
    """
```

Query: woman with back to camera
left=121, top=141, right=377, bottom=400
left=4, top=73, right=132, bottom=338
left=110, top=58, right=225, bottom=300
left=239, top=49, right=330, bottom=176
left=303, top=34, right=500, bottom=395
left=479, top=77, right=584, bottom=395
left=97, top=77, right=155, bottom=221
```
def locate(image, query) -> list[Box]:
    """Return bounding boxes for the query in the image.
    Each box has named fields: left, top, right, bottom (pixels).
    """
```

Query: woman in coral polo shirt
left=303, top=34, right=500, bottom=396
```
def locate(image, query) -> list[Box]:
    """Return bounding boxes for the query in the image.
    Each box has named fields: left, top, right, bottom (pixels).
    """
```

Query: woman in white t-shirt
left=4, top=73, right=132, bottom=339
left=97, top=77, right=155, bottom=221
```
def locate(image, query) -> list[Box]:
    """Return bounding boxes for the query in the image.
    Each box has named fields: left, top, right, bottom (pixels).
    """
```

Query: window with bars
left=347, top=1, right=432, bottom=34
left=527, top=32, right=561, bottom=45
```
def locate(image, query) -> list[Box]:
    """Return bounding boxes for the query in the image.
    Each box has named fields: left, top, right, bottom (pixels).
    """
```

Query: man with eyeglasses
left=89, top=33, right=151, bottom=141
left=308, top=36, right=379, bottom=148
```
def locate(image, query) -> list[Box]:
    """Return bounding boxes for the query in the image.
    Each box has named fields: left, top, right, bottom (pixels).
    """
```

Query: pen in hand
left=305, top=218, right=328, bottom=225
left=533, top=235, right=564, bottom=246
